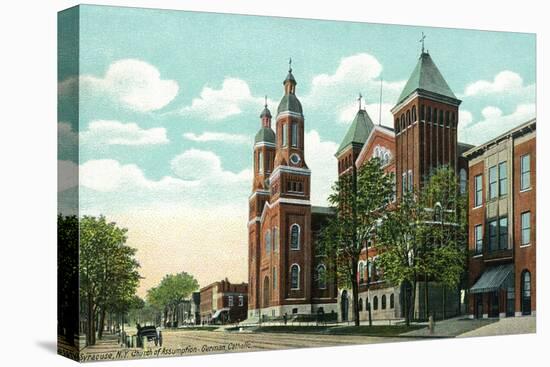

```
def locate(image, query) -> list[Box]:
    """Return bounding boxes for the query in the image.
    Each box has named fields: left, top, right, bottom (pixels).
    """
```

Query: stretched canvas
left=58, top=4, right=536, bottom=362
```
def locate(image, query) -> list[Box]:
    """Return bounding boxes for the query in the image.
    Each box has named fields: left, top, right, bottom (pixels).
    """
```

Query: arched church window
left=427, top=106, right=432, bottom=122
left=290, top=264, right=300, bottom=289
left=439, top=110, right=444, bottom=124
left=382, top=295, right=387, bottom=309
left=282, top=123, right=288, bottom=146
left=359, top=262, right=365, bottom=283
left=433, top=108, right=438, bottom=124
left=459, top=169, right=467, bottom=194
left=265, top=230, right=271, bottom=254
left=291, top=122, right=298, bottom=147
left=317, top=264, right=327, bottom=289
left=290, top=224, right=300, bottom=250
left=390, top=293, right=395, bottom=308
left=273, top=227, right=279, bottom=252
left=420, top=105, right=425, bottom=120
left=373, top=296, right=378, bottom=310
left=412, top=106, right=417, bottom=122
left=258, top=151, right=263, bottom=173
left=406, top=110, right=411, bottom=125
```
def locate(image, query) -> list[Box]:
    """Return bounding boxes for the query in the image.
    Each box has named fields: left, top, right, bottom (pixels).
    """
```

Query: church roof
left=397, top=52, right=457, bottom=105
left=254, top=127, right=276, bottom=144
left=336, top=109, right=374, bottom=156
left=277, top=93, right=303, bottom=115
left=260, top=105, right=272, bottom=119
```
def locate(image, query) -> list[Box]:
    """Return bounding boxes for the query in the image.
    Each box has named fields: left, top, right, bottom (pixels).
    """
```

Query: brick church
left=247, top=49, right=535, bottom=321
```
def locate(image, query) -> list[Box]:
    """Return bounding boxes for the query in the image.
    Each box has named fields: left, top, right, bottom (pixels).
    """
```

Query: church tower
left=391, top=47, right=461, bottom=200
left=248, top=100, right=276, bottom=314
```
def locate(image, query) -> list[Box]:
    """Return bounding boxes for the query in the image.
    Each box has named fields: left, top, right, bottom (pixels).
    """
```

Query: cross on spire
left=288, top=57, right=292, bottom=72
left=264, top=95, right=268, bottom=108
left=419, top=32, right=426, bottom=54
left=357, top=93, right=363, bottom=110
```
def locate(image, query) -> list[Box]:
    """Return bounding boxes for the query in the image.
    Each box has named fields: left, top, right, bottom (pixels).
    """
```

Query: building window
left=499, top=217, right=508, bottom=250
left=488, top=219, right=498, bottom=252
left=373, top=296, right=378, bottom=310
left=439, top=110, right=444, bottom=124
left=499, top=161, right=508, bottom=196
left=390, top=294, right=395, bottom=309
left=412, top=106, right=417, bottom=121
left=420, top=105, right=425, bottom=120
left=521, top=211, right=531, bottom=245
left=521, top=270, right=532, bottom=315
left=282, top=124, right=288, bottom=146
left=433, top=108, right=438, bottom=124
left=265, top=230, right=271, bottom=254
left=290, top=264, right=300, bottom=290
left=382, top=295, right=387, bottom=310
left=474, top=224, right=483, bottom=254
left=290, top=224, right=300, bottom=250
left=459, top=169, right=467, bottom=194
left=291, top=122, right=298, bottom=147
left=402, top=172, right=407, bottom=194
left=474, top=174, right=483, bottom=207
left=408, top=170, right=413, bottom=192
left=427, top=106, right=432, bottom=122
left=521, top=154, right=531, bottom=190
left=228, top=295, right=234, bottom=307
left=317, top=264, right=327, bottom=289
left=488, top=165, right=498, bottom=200
left=258, top=151, right=263, bottom=173
left=391, top=175, right=397, bottom=202
left=273, top=227, right=279, bottom=252
left=359, top=262, right=365, bottom=283
left=238, top=295, right=244, bottom=307
left=367, top=260, right=373, bottom=279
left=273, top=267, right=277, bottom=290
left=445, top=111, right=450, bottom=126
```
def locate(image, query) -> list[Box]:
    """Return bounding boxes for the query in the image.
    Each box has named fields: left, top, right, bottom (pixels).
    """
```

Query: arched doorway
left=341, top=290, right=349, bottom=322
left=263, top=276, right=270, bottom=308
left=521, top=270, right=531, bottom=315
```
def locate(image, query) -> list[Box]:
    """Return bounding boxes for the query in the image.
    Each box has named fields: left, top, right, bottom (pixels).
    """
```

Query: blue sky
left=58, top=5, right=535, bottom=293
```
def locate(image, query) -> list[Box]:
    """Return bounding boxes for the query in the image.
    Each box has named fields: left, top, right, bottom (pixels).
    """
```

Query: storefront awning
left=470, top=264, right=514, bottom=294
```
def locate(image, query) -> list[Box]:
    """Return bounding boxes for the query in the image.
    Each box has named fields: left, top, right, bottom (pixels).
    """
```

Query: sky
left=58, top=5, right=536, bottom=297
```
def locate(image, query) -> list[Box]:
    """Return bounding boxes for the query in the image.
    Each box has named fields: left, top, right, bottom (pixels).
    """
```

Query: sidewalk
left=400, top=317, right=496, bottom=338
left=458, top=316, right=536, bottom=338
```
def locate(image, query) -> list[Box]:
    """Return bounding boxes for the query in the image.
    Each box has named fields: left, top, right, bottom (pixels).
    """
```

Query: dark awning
left=470, top=264, right=514, bottom=294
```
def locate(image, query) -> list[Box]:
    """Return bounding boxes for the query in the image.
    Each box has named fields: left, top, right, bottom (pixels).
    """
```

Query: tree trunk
left=86, top=293, right=95, bottom=346
left=97, top=308, right=106, bottom=340
left=351, top=277, right=360, bottom=326
left=410, top=280, right=417, bottom=324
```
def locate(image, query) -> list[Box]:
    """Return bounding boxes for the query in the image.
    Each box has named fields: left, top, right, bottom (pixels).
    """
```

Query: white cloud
left=464, top=70, right=525, bottom=96
left=81, top=120, right=169, bottom=146
left=303, top=53, right=405, bottom=126
left=183, top=131, right=249, bottom=145
left=80, top=159, right=198, bottom=193
left=458, top=104, right=535, bottom=145
left=179, top=78, right=273, bottom=121
left=304, top=130, right=339, bottom=206
left=61, top=59, right=179, bottom=112
left=170, top=149, right=251, bottom=183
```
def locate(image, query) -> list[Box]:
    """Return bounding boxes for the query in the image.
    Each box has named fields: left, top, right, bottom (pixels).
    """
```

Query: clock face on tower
left=290, top=153, right=301, bottom=165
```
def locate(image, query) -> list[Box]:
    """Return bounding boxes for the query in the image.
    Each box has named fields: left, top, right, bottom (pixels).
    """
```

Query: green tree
left=320, top=158, right=394, bottom=326
left=376, top=166, right=467, bottom=324
left=146, top=272, right=199, bottom=327
left=79, top=216, right=141, bottom=345
left=58, top=214, right=79, bottom=345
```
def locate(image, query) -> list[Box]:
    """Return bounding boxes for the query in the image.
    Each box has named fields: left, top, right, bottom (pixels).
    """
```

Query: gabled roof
left=336, top=109, right=374, bottom=156
left=397, top=52, right=457, bottom=105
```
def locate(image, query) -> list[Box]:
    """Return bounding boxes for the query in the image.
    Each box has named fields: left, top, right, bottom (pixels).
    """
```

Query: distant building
left=465, top=119, right=536, bottom=318
left=200, top=279, right=248, bottom=324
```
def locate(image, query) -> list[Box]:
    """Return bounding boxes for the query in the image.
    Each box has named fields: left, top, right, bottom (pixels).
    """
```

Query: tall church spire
left=283, top=57, right=297, bottom=94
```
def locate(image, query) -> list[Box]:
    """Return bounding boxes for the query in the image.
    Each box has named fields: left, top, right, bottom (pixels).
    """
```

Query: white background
left=0, top=0, right=547, bottom=366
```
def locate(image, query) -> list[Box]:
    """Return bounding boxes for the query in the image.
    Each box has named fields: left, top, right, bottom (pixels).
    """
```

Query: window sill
left=472, top=254, right=483, bottom=258
left=520, top=243, right=532, bottom=248
left=519, top=187, right=532, bottom=193
left=472, top=205, right=483, bottom=210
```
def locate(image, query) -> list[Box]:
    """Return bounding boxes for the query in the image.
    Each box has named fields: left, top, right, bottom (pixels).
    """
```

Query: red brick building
left=465, top=119, right=536, bottom=319
left=247, top=64, right=339, bottom=319
left=200, top=279, right=248, bottom=324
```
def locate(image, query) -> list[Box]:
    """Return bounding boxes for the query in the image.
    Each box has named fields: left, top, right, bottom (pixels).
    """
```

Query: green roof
left=397, top=52, right=457, bottom=105
left=336, top=109, right=374, bottom=156
left=254, top=127, right=276, bottom=144
left=277, top=94, right=303, bottom=115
